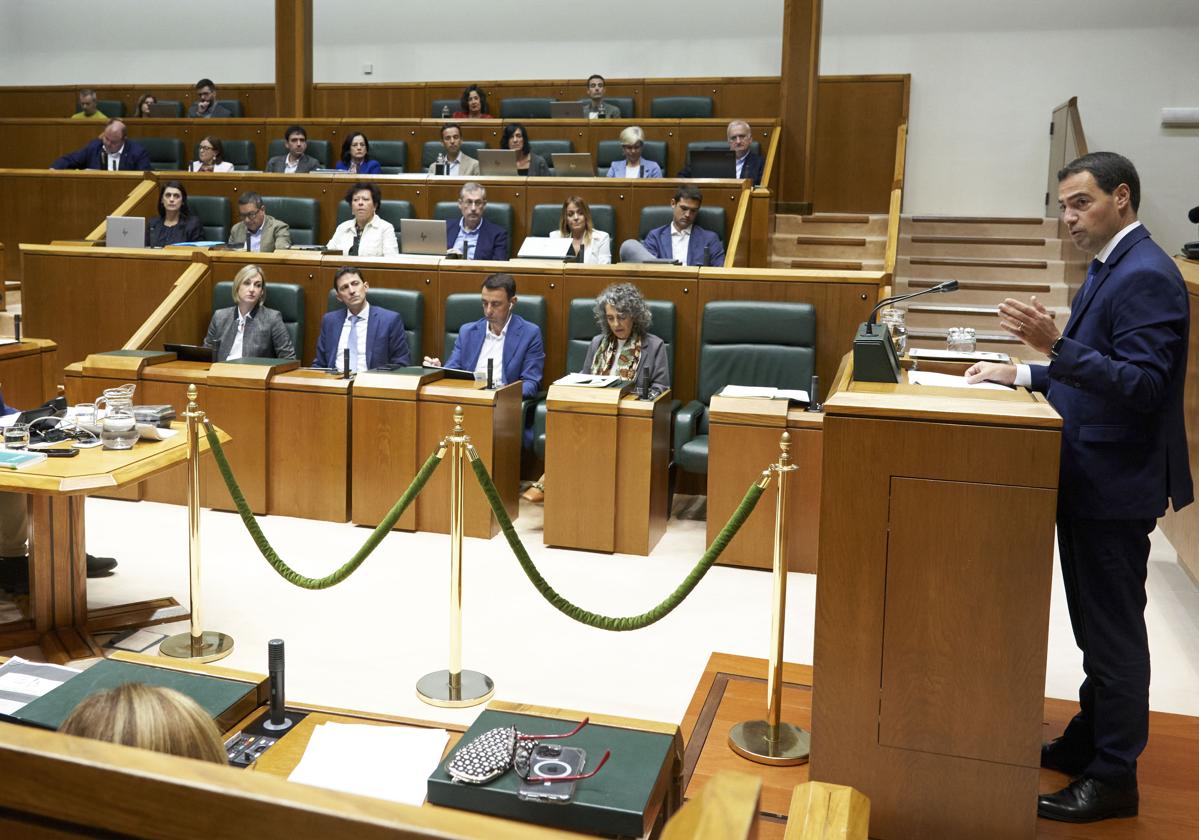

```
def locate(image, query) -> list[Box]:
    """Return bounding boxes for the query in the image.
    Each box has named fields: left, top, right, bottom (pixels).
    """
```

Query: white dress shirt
left=474, top=316, right=511, bottom=385
left=247, top=226, right=263, bottom=252
left=335, top=302, right=371, bottom=372
left=228, top=309, right=254, bottom=360
left=670, top=223, right=692, bottom=264
left=625, top=163, right=641, bottom=179
left=548, top=229, right=612, bottom=264
left=327, top=215, right=399, bottom=257
left=105, top=144, right=124, bottom=170
left=284, top=155, right=302, bottom=174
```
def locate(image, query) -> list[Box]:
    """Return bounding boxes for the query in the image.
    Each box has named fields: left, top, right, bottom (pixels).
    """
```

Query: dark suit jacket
left=313, top=305, right=410, bottom=369
left=146, top=213, right=204, bottom=247
left=265, top=153, right=321, bottom=173
left=582, top=332, right=670, bottom=392
left=51, top=139, right=151, bottom=171
left=446, top=218, right=509, bottom=261
left=335, top=159, right=382, bottom=175
left=204, top=305, right=297, bottom=362
left=187, top=102, right=233, bottom=118
left=1031, top=224, right=1192, bottom=518
left=643, top=223, right=725, bottom=266
left=445, top=314, right=544, bottom=398
left=677, top=150, right=764, bottom=186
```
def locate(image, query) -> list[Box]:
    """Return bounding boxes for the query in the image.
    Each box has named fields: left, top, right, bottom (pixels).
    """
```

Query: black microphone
left=864, top=280, right=959, bottom=335
left=806, top=374, right=821, bottom=412
left=342, top=347, right=350, bottom=379
left=262, top=638, right=293, bottom=731
left=854, top=280, right=959, bottom=383
left=12, top=313, right=20, bottom=343
left=702, top=244, right=711, bottom=267
left=1188, top=206, right=1199, bottom=224
left=487, top=357, right=494, bottom=389
left=636, top=364, right=649, bottom=400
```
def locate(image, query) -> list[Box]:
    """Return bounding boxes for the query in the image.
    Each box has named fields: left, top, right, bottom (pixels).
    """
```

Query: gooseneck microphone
left=262, top=638, right=293, bottom=732
left=863, top=279, right=959, bottom=335
left=853, top=279, right=959, bottom=383
left=342, top=347, right=351, bottom=379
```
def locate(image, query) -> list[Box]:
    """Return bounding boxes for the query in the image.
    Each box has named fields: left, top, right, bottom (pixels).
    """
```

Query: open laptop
left=688, top=149, right=737, bottom=179
left=517, top=237, right=574, bottom=260
left=550, top=101, right=586, bottom=119
left=476, top=149, right=519, bottom=176
left=400, top=218, right=448, bottom=255
left=105, top=216, right=145, bottom=249
left=146, top=102, right=179, bottom=118
left=163, top=343, right=214, bottom=363
left=551, top=153, right=594, bottom=177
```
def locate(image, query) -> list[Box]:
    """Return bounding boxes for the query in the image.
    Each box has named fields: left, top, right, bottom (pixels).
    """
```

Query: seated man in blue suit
left=422, top=273, right=544, bottom=399
left=619, top=185, right=725, bottom=266
left=50, top=119, right=151, bottom=171
left=313, top=266, right=411, bottom=372
left=445, top=182, right=509, bottom=261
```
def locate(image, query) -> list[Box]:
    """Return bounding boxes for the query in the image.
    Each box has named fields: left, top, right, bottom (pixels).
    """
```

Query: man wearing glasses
left=187, top=78, right=233, bottom=118
left=227, top=192, right=292, bottom=252
left=445, top=182, right=509, bottom=260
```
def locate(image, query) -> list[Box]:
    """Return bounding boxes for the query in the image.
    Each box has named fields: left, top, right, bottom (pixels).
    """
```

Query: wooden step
left=794, top=235, right=868, bottom=247
left=774, top=213, right=889, bottom=236
left=803, top=214, right=872, bottom=224
left=909, top=235, right=1048, bottom=247
left=899, top=256, right=1064, bottom=283
left=908, top=256, right=1049, bottom=270
left=909, top=216, right=1046, bottom=226
left=787, top=258, right=865, bottom=271
left=904, top=278, right=1054, bottom=293
left=902, top=215, right=1060, bottom=238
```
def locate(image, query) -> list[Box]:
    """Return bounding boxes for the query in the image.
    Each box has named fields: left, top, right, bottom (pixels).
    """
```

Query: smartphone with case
left=516, top=743, right=587, bottom=803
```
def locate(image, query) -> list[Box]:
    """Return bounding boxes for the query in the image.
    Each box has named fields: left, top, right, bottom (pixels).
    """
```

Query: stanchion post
left=728, top=431, right=811, bottom=765
left=416, top=406, right=495, bottom=708
left=160, top=385, right=234, bottom=663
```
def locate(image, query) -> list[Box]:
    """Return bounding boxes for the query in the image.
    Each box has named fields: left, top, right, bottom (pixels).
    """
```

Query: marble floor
left=4, top=494, right=1198, bottom=732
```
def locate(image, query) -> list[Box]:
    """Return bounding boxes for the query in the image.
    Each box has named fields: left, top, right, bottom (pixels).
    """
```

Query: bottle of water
left=441, top=104, right=450, bottom=119
left=435, top=152, right=447, bottom=175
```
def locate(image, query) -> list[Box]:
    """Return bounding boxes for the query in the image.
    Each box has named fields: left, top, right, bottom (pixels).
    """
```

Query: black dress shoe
left=86, top=554, right=118, bottom=577
left=1037, top=776, right=1138, bottom=823
left=1040, top=738, right=1091, bottom=776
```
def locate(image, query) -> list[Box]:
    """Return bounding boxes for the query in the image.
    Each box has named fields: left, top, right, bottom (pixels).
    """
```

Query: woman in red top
left=452, top=84, right=493, bottom=119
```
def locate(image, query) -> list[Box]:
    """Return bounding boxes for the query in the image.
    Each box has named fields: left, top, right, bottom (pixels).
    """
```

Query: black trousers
left=1055, top=512, right=1155, bottom=787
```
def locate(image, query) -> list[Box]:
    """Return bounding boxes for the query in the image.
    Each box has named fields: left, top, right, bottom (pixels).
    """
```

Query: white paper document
left=909, top=348, right=1012, bottom=363
left=0, top=656, right=81, bottom=714
left=555, top=372, right=623, bottom=388
left=908, top=370, right=1013, bottom=390
left=288, top=721, right=448, bottom=805
left=720, top=385, right=809, bottom=402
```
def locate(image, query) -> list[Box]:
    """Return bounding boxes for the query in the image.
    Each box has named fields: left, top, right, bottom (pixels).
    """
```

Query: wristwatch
left=1049, top=336, right=1065, bottom=358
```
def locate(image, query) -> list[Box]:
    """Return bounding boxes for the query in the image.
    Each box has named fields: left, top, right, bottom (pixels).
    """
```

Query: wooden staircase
left=770, top=213, right=887, bottom=272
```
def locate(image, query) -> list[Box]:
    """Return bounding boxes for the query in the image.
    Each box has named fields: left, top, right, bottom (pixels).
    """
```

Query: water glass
left=946, top=327, right=977, bottom=353
left=878, top=307, right=908, bottom=356
left=101, top=414, right=138, bottom=450
left=3, top=424, right=29, bottom=450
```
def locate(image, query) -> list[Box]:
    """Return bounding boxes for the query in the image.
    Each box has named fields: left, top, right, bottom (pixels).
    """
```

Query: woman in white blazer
left=547, top=196, right=611, bottom=264
left=190, top=135, right=236, bottom=172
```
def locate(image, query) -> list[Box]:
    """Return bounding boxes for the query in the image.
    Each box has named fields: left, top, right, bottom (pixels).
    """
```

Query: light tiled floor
left=5, top=495, right=1198, bottom=730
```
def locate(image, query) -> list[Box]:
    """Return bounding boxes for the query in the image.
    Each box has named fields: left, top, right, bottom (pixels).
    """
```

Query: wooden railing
left=882, top=121, right=908, bottom=287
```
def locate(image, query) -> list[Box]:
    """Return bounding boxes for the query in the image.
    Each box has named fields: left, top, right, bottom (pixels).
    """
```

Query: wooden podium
left=810, top=359, right=1062, bottom=839
left=706, top=395, right=823, bottom=573
left=267, top=369, right=352, bottom=522
left=542, top=383, right=672, bottom=555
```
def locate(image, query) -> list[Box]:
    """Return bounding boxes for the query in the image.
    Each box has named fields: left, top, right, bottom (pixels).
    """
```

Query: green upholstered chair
left=529, top=139, right=574, bottom=162
left=196, top=139, right=255, bottom=170
left=267, top=139, right=331, bottom=167
left=212, top=281, right=306, bottom=353
left=650, top=96, right=714, bottom=118
left=94, top=100, right=125, bottom=118
left=500, top=98, right=553, bottom=119
left=335, top=200, right=414, bottom=251
left=530, top=203, right=616, bottom=261
left=188, top=195, right=230, bottom=241
left=606, top=97, right=635, bottom=118
left=639, top=205, right=727, bottom=243
left=262, top=196, right=319, bottom=245
left=325, top=287, right=423, bottom=362
left=431, top=99, right=460, bottom=117
left=675, top=301, right=816, bottom=475
left=684, top=139, right=762, bottom=165
left=138, top=137, right=184, bottom=171
left=370, top=140, right=408, bottom=174
left=421, top=140, right=489, bottom=169
left=433, top=201, right=514, bottom=244
left=154, top=100, right=185, bottom=117
left=596, top=139, right=667, bottom=175
left=216, top=99, right=244, bottom=117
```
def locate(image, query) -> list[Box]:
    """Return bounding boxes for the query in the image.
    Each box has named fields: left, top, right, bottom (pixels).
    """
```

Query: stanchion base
left=159, top=631, right=235, bottom=663
left=728, top=719, right=811, bottom=766
left=416, top=669, right=495, bottom=708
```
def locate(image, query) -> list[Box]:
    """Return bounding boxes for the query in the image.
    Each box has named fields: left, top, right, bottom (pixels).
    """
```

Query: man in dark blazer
left=676, top=119, right=764, bottom=186
left=50, top=119, right=151, bottom=171
left=313, top=266, right=411, bottom=371
left=967, top=152, right=1192, bottom=824
left=445, top=182, right=509, bottom=260
left=621, top=185, right=725, bottom=266
left=423, top=273, right=544, bottom=399
left=264, top=125, right=322, bottom=173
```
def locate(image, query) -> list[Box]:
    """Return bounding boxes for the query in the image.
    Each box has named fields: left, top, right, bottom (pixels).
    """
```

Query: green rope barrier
left=203, top=421, right=442, bottom=589
left=469, top=453, right=766, bottom=630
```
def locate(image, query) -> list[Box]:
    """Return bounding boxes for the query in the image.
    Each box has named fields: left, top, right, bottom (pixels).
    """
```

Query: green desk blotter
left=16, top=659, right=258, bottom=733
left=427, top=709, right=674, bottom=837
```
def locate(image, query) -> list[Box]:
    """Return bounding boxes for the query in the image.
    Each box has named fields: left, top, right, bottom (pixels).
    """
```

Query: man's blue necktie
left=348, top=314, right=361, bottom=371
left=1078, top=258, right=1102, bottom=305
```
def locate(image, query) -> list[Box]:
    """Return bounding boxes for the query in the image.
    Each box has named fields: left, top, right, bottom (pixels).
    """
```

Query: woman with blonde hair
left=547, top=195, right=611, bottom=264
left=605, top=126, right=662, bottom=178
left=203, top=263, right=296, bottom=361
left=59, top=683, right=228, bottom=764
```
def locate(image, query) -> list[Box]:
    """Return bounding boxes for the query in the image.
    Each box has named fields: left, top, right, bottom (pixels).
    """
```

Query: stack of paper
left=908, top=370, right=1012, bottom=390
left=554, top=373, right=623, bottom=388
left=288, top=722, right=448, bottom=805
left=0, top=657, right=81, bottom=714
left=721, top=385, right=810, bottom=402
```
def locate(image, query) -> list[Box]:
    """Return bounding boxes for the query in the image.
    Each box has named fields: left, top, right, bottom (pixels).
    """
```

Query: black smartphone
left=41, top=448, right=80, bottom=457
left=516, top=744, right=586, bottom=804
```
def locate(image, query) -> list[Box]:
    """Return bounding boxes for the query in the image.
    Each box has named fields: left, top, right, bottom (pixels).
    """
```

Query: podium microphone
left=487, top=357, right=494, bottom=389
left=853, top=280, right=958, bottom=383
left=806, top=374, right=821, bottom=412
left=342, top=347, right=351, bottom=379
left=262, top=638, right=293, bottom=732
left=12, top=313, right=20, bottom=343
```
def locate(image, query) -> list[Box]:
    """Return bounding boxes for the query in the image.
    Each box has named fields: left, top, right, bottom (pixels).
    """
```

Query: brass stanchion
left=416, top=406, right=495, bottom=708
left=161, top=385, right=234, bottom=663
left=728, top=431, right=811, bottom=765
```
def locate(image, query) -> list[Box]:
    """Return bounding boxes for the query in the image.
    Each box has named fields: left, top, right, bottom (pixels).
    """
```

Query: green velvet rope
left=203, top=421, right=442, bottom=589
left=469, top=454, right=766, bottom=630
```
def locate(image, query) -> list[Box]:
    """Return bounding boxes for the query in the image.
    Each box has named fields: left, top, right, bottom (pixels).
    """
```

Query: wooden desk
left=706, top=396, right=823, bottom=573
left=543, top=383, right=671, bottom=555
left=0, top=426, right=227, bottom=663
left=268, top=369, right=352, bottom=522
left=1160, top=255, right=1199, bottom=584
left=0, top=338, right=57, bottom=408
left=810, top=359, right=1061, bottom=839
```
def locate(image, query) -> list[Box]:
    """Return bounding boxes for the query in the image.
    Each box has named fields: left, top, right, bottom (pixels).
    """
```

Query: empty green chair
left=262, top=196, right=319, bottom=245
left=431, top=99, right=460, bottom=118
left=675, top=301, right=816, bottom=475
left=138, top=137, right=184, bottom=171
left=325, top=287, right=423, bottom=362
left=596, top=139, right=667, bottom=175
left=650, top=96, right=713, bottom=118
left=433, top=201, right=514, bottom=244
left=267, top=138, right=331, bottom=168
left=370, top=140, right=408, bottom=174
left=420, top=140, right=489, bottom=169
left=640, top=205, right=727, bottom=243
left=500, top=98, right=552, bottom=119
left=216, top=99, right=244, bottom=117
left=530, top=139, right=574, bottom=162
left=606, top=96, right=635, bottom=118
left=212, top=281, right=305, bottom=353
left=94, top=100, right=125, bottom=118
left=188, top=195, right=230, bottom=241
left=154, top=100, right=185, bottom=117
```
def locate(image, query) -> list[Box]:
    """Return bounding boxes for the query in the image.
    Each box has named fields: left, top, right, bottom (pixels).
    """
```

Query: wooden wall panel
left=0, top=84, right=277, bottom=120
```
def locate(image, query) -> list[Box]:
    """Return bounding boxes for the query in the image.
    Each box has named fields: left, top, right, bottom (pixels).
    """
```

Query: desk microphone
left=12, top=313, right=20, bottom=343
left=853, top=280, right=959, bottom=383
left=342, top=348, right=351, bottom=379
left=262, top=638, right=293, bottom=732
left=487, top=357, right=494, bottom=389
left=806, top=374, right=821, bottom=412
left=702, top=244, right=711, bottom=267
left=636, top=364, right=650, bottom=400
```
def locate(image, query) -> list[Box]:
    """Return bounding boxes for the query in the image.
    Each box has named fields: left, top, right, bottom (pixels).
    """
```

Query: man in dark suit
left=50, top=119, right=151, bottom=171
left=676, top=119, right=764, bottom=186
left=423, top=273, right=544, bottom=399
left=187, top=78, right=233, bottom=118
left=313, top=266, right=411, bottom=371
left=264, top=125, right=322, bottom=173
left=445, top=182, right=509, bottom=260
left=620, top=185, right=725, bottom=266
left=966, top=152, right=1192, bottom=824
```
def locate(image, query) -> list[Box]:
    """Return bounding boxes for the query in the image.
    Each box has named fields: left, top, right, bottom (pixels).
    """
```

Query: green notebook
left=16, top=659, right=257, bottom=733
left=426, top=710, right=675, bottom=837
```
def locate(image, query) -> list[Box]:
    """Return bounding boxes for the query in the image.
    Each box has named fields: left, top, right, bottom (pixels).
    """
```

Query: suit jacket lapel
left=501, top=316, right=521, bottom=376
left=1064, top=225, right=1149, bottom=337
